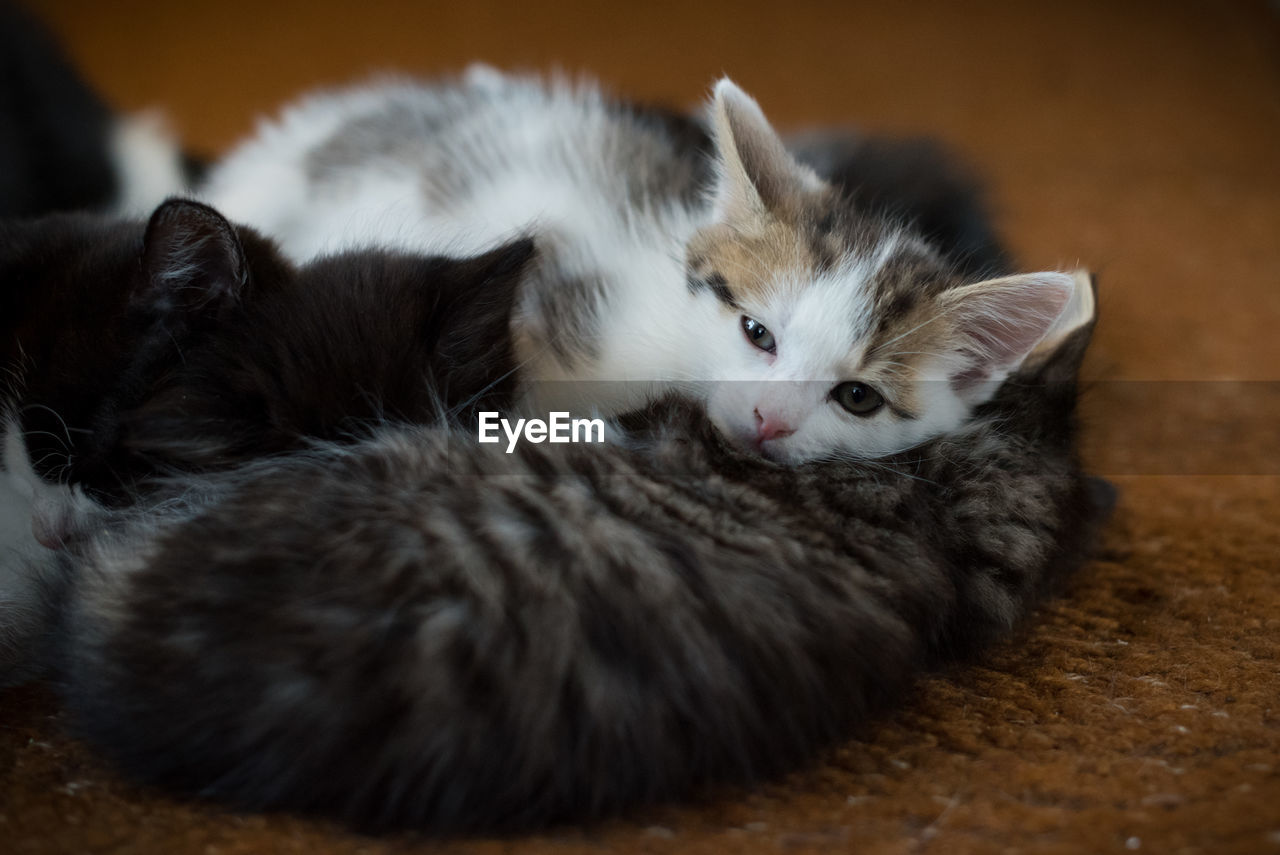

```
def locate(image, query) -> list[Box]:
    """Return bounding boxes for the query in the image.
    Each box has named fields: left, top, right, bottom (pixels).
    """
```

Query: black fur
left=0, top=1, right=118, bottom=215
left=0, top=2, right=205, bottom=217
left=1, top=197, right=533, bottom=686
left=0, top=205, right=262, bottom=494
left=118, top=207, right=534, bottom=478
left=790, top=132, right=1013, bottom=279
left=2, top=198, right=534, bottom=502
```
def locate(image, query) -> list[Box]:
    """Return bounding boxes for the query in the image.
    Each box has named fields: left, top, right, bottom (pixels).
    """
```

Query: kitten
left=1, top=197, right=534, bottom=682
left=112, top=208, right=534, bottom=476
left=3, top=201, right=285, bottom=517
left=2, top=197, right=534, bottom=514
left=54, top=280, right=1107, bottom=833
left=1, top=200, right=244, bottom=681
left=202, top=69, right=1088, bottom=462
left=0, top=1, right=194, bottom=216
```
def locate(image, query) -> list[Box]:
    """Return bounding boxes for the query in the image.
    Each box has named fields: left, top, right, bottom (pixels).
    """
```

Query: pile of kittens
left=0, top=4, right=1109, bottom=834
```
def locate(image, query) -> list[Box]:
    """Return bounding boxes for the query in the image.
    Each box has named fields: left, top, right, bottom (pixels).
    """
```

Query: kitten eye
left=741, top=316, right=776, bottom=354
left=832, top=382, right=885, bottom=417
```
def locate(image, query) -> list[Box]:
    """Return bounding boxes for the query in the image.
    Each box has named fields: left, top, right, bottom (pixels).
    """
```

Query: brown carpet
left=4, top=1, right=1279, bottom=852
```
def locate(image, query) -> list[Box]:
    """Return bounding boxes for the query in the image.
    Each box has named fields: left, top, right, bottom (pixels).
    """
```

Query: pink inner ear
left=948, top=273, right=1073, bottom=388
left=950, top=354, right=991, bottom=390
left=712, top=79, right=816, bottom=220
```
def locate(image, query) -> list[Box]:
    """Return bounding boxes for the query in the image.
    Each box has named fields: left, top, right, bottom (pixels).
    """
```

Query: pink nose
left=754, top=409, right=795, bottom=443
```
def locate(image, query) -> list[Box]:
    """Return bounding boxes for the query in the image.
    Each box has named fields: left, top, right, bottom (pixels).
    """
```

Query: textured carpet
left=4, top=1, right=1279, bottom=852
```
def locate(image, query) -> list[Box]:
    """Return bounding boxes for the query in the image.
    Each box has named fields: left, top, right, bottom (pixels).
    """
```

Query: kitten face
left=688, top=220, right=972, bottom=462
left=685, top=80, right=1077, bottom=463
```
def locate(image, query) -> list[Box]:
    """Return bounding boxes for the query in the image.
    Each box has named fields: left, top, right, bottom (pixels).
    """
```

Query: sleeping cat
left=1, top=197, right=535, bottom=682
left=2, top=198, right=533, bottom=511
left=203, top=69, right=1088, bottom=462
left=2, top=200, right=259, bottom=676
left=54, top=276, right=1108, bottom=833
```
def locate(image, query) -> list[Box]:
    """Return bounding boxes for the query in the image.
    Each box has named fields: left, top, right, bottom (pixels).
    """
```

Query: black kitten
left=113, top=203, right=534, bottom=480
left=1, top=198, right=534, bottom=680
left=4, top=198, right=533, bottom=505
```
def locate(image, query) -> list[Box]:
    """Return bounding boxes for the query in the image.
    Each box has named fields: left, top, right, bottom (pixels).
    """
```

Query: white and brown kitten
left=202, top=69, right=1091, bottom=462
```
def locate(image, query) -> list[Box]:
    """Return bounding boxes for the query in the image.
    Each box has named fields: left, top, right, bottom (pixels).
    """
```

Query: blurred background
left=5, top=2, right=1280, bottom=853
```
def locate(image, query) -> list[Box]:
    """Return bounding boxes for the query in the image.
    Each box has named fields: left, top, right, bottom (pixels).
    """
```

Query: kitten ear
left=433, top=236, right=538, bottom=338
left=1024, top=268, right=1096, bottom=366
left=458, top=236, right=538, bottom=297
left=138, top=198, right=249, bottom=315
left=428, top=237, right=539, bottom=401
left=710, top=78, right=823, bottom=223
left=939, top=271, right=1076, bottom=400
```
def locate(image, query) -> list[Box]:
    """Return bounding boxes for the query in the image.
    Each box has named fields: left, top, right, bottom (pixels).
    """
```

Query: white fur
left=0, top=423, right=48, bottom=587
left=204, top=73, right=715, bottom=418
left=109, top=111, right=189, bottom=216
left=704, top=246, right=969, bottom=462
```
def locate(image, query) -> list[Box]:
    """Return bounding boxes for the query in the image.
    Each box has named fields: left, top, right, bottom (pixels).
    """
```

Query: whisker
left=18, top=404, right=75, bottom=450
left=874, top=309, right=952, bottom=352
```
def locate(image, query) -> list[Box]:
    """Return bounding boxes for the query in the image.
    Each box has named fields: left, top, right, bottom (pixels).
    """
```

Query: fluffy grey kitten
left=54, top=291, right=1109, bottom=833
left=202, top=69, right=1091, bottom=463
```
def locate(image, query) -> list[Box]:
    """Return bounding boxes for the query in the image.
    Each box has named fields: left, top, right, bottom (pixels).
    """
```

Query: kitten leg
left=0, top=419, right=94, bottom=684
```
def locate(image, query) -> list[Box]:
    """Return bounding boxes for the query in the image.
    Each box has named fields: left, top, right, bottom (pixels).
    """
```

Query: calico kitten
left=0, top=1, right=192, bottom=216
left=55, top=280, right=1106, bottom=833
left=1, top=198, right=535, bottom=682
left=203, top=70, right=1086, bottom=462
